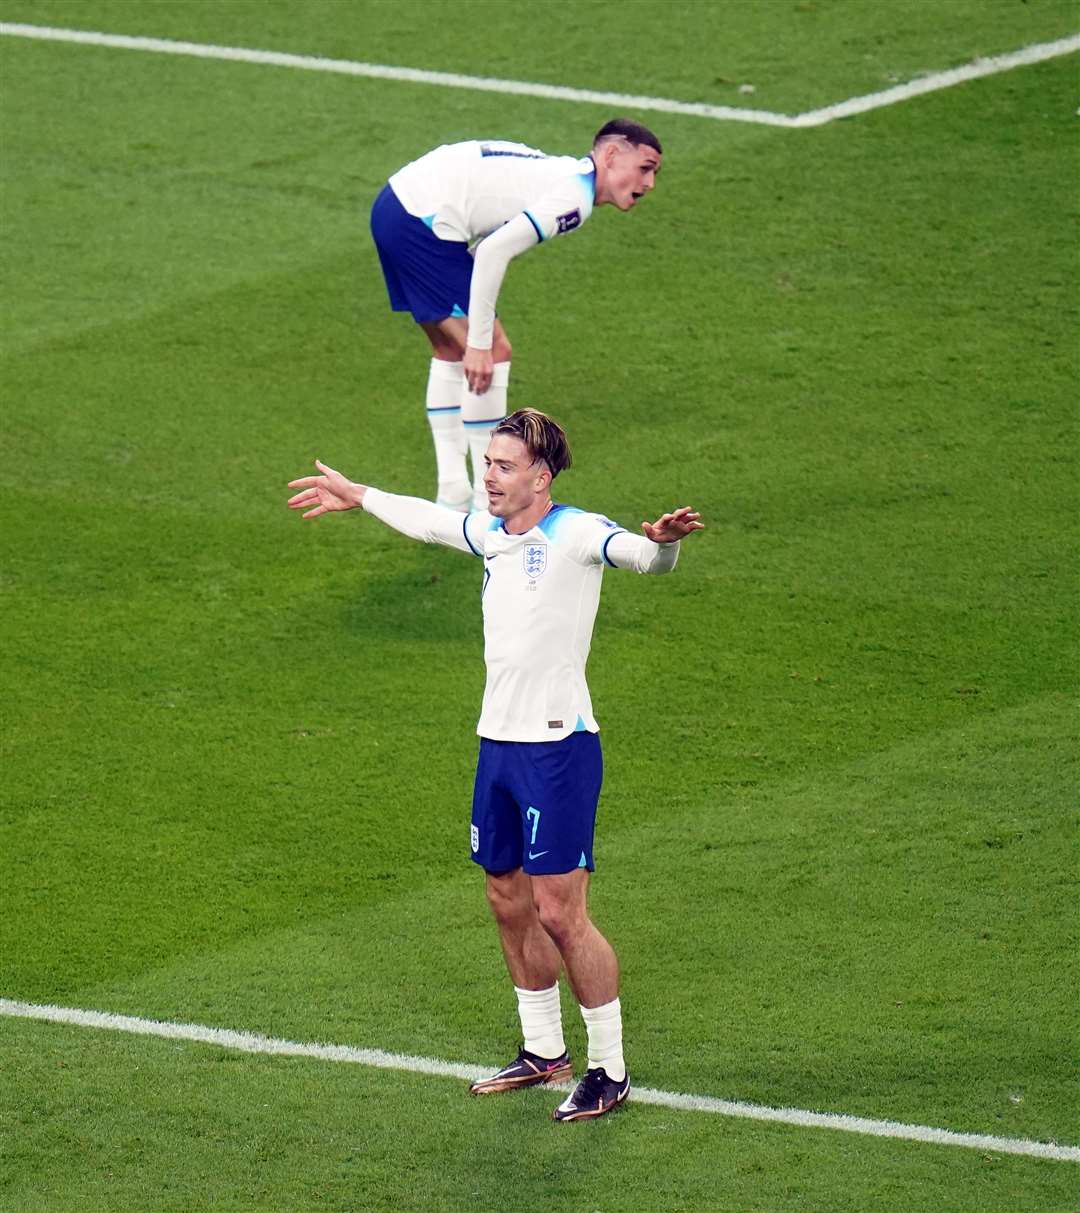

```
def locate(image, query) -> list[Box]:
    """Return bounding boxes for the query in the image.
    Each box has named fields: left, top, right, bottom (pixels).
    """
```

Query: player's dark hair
left=492, top=409, right=572, bottom=479
left=593, top=118, right=662, bottom=155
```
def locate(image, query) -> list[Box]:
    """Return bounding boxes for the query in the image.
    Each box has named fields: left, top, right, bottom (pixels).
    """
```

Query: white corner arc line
left=2, top=998, right=1078, bottom=1162
left=1, top=23, right=1078, bottom=129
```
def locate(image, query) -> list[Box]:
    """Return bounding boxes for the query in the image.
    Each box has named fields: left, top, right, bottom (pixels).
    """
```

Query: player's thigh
left=421, top=317, right=468, bottom=360
left=529, top=869, right=591, bottom=936
left=484, top=866, right=534, bottom=922
left=422, top=316, right=512, bottom=364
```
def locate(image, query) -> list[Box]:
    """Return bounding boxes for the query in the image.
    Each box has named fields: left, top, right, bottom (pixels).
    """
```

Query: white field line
left=793, top=33, right=1080, bottom=126
left=2, top=998, right=1078, bottom=1162
left=1, top=23, right=1078, bottom=129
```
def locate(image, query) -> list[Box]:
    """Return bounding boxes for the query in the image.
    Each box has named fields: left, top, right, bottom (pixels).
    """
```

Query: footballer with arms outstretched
left=287, top=408, right=701, bottom=1121
left=370, top=120, right=662, bottom=511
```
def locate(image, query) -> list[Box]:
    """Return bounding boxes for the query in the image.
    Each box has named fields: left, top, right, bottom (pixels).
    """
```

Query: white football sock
left=515, top=982, right=565, bottom=1060
left=425, top=358, right=469, bottom=509
left=463, top=360, right=510, bottom=511
left=580, top=997, right=625, bottom=1081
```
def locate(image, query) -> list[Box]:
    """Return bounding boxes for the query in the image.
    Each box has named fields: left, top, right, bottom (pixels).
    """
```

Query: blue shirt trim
left=481, top=147, right=547, bottom=159
left=537, top=503, right=584, bottom=537
left=600, top=529, right=627, bottom=568
left=462, top=514, right=483, bottom=557
left=523, top=210, right=544, bottom=244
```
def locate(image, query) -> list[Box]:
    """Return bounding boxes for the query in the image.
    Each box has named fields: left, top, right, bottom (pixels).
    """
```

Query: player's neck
left=504, top=495, right=554, bottom=535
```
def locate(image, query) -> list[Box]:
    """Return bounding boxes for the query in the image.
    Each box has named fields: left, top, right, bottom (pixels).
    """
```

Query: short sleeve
left=522, top=172, right=596, bottom=243
left=557, top=511, right=627, bottom=567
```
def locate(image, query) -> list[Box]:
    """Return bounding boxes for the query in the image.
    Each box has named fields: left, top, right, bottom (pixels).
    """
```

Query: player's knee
left=492, top=333, right=512, bottom=364
left=484, top=871, right=529, bottom=924
left=534, top=895, right=583, bottom=947
left=431, top=339, right=464, bottom=362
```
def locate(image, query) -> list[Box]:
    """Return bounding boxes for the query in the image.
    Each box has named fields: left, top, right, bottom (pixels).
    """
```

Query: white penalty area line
left=1, top=23, right=1078, bottom=129
left=2, top=998, right=1077, bottom=1162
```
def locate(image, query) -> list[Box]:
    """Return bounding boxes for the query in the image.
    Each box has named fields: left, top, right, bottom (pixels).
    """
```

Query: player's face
left=599, top=140, right=661, bottom=211
left=483, top=434, right=550, bottom=519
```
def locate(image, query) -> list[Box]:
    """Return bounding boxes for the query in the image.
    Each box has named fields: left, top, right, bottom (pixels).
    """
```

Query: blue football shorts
left=470, top=732, right=604, bottom=876
left=369, top=183, right=474, bottom=324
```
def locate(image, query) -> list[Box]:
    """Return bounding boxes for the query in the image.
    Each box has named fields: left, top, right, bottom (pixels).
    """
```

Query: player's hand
left=287, top=460, right=367, bottom=518
left=642, top=507, right=704, bottom=544
left=464, top=345, right=494, bottom=395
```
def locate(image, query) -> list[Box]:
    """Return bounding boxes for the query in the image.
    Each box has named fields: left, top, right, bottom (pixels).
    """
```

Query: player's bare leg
left=529, top=871, right=618, bottom=1009
left=484, top=867, right=562, bottom=989
left=469, top=867, right=571, bottom=1095
left=530, top=870, right=629, bottom=1120
left=422, top=316, right=512, bottom=510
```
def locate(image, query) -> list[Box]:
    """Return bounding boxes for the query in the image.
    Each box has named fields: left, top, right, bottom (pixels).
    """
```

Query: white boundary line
left=1, top=23, right=1078, bottom=129
left=2, top=998, right=1077, bottom=1162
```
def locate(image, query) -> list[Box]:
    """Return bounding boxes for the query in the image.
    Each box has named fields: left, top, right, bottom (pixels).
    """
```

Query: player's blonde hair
left=492, top=409, right=572, bottom=479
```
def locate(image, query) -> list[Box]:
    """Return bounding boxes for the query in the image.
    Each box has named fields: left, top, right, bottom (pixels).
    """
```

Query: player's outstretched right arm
left=287, top=460, right=479, bottom=555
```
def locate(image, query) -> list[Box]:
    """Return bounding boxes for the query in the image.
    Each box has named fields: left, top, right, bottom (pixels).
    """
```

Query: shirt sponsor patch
left=556, top=209, right=582, bottom=234
left=524, top=543, right=547, bottom=578
left=548, top=720, right=564, bottom=729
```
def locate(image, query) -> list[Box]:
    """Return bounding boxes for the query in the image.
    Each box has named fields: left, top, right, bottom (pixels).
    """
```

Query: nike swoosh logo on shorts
left=528, top=850, right=549, bottom=860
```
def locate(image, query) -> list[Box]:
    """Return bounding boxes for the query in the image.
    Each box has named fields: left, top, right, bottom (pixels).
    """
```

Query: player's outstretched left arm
left=287, top=460, right=367, bottom=518
left=642, top=507, right=704, bottom=543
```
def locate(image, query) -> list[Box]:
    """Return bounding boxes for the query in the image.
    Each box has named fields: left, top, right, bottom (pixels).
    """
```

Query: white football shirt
left=387, top=140, right=597, bottom=350
left=361, top=491, right=680, bottom=742
left=388, top=140, right=596, bottom=246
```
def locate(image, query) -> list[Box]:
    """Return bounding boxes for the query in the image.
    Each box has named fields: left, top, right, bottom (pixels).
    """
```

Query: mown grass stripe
left=2, top=998, right=1076, bottom=1161
left=2, top=23, right=1077, bottom=128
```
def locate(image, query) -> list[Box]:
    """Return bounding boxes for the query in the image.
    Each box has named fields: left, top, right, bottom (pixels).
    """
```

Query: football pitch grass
left=1, top=0, right=1078, bottom=1209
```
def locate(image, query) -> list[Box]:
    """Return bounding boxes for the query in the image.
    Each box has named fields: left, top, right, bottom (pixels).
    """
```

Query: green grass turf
left=2, top=0, right=1078, bottom=1209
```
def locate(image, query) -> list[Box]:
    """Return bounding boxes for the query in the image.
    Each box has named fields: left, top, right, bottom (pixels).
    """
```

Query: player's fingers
left=302, top=505, right=327, bottom=519
left=287, top=476, right=319, bottom=489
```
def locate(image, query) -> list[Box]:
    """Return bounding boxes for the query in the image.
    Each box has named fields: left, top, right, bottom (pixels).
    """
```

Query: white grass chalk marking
left=2, top=998, right=1077, bottom=1162
left=793, top=34, right=1080, bottom=127
left=0, top=22, right=795, bottom=128
left=1, top=23, right=1078, bottom=129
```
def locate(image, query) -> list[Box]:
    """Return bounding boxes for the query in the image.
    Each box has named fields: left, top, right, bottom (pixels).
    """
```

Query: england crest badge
left=523, top=542, right=547, bottom=578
